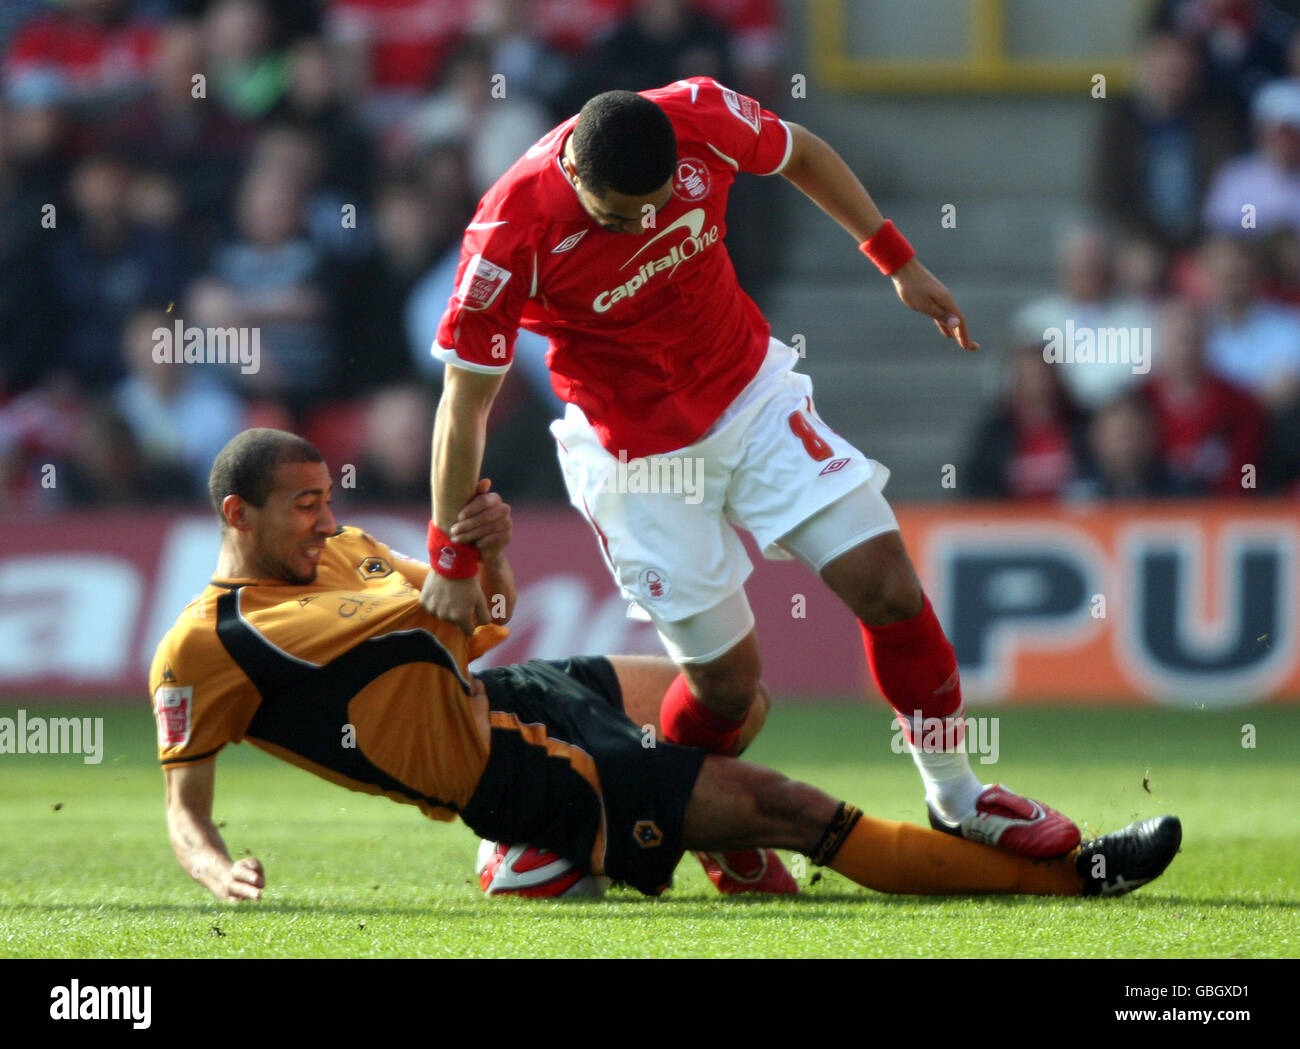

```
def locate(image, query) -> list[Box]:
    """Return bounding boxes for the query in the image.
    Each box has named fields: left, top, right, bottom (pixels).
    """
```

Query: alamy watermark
left=152, top=321, right=260, bottom=374
left=890, top=711, right=1000, bottom=765
left=601, top=450, right=705, bottom=505
left=1042, top=321, right=1151, bottom=375
left=50, top=981, right=150, bottom=1029
left=0, top=710, right=104, bottom=764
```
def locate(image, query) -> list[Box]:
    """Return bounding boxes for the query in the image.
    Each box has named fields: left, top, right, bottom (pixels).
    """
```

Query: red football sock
left=660, top=673, right=744, bottom=755
left=860, top=593, right=963, bottom=746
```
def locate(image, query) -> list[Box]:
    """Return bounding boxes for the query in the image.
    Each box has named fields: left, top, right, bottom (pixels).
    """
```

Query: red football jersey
left=434, top=77, right=794, bottom=459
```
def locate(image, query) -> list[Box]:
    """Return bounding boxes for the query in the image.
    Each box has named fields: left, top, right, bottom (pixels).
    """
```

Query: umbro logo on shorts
left=820, top=457, right=850, bottom=476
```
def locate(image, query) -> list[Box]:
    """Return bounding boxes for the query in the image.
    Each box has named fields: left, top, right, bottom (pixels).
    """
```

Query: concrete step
left=773, top=193, right=1081, bottom=284
left=762, top=280, right=1051, bottom=356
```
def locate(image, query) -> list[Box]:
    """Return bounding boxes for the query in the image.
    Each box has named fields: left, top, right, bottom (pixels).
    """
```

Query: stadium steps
left=761, top=280, right=1038, bottom=499
left=775, top=196, right=1080, bottom=283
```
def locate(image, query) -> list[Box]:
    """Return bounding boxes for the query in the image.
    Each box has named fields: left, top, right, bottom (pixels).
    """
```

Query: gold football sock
left=813, top=804, right=1082, bottom=896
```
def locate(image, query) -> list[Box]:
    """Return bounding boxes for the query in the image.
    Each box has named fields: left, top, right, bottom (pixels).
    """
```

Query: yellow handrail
left=810, top=0, right=1137, bottom=94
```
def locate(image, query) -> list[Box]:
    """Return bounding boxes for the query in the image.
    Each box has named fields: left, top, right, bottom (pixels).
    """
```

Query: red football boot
left=928, top=783, right=1080, bottom=859
left=694, top=848, right=800, bottom=894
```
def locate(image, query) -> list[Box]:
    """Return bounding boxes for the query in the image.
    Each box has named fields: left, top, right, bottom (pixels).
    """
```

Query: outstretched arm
left=779, top=121, right=979, bottom=352
left=422, top=365, right=506, bottom=632
left=164, top=758, right=265, bottom=902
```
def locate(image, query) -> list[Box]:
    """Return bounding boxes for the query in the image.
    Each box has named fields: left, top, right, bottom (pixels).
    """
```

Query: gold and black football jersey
left=149, top=526, right=507, bottom=821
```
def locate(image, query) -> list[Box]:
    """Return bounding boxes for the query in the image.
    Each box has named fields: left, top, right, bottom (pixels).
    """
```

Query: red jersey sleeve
left=670, top=76, right=793, bottom=176
left=434, top=217, right=534, bottom=373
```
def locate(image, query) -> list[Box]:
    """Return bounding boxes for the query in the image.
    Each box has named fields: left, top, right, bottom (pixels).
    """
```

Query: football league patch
left=457, top=254, right=512, bottom=311
left=721, top=87, right=761, bottom=134
left=155, top=685, right=193, bottom=748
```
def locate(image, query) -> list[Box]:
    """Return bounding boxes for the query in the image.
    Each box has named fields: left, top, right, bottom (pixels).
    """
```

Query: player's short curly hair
left=572, top=90, right=676, bottom=197
left=209, top=428, right=323, bottom=525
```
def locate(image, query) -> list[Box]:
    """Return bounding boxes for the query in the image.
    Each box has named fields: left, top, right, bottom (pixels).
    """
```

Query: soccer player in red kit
left=423, top=77, right=1080, bottom=893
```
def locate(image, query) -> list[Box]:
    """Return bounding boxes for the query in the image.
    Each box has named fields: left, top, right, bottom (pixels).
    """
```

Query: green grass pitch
left=3, top=700, right=1297, bottom=958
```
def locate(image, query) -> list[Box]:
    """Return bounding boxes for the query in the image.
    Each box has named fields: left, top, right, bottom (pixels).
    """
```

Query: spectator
left=963, top=346, right=1089, bottom=500
left=112, top=305, right=246, bottom=498
left=333, top=178, right=441, bottom=391
left=99, top=19, right=253, bottom=254
left=276, top=36, right=375, bottom=203
left=325, top=0, right=473, bottom=128
left=352, top=385, right=436, bottom=503
left=187, top=165, right=334, bottom=414
left=1152, top=0, right=1298, bottom=111
left=3, top=0, right=159, bottom=116
left=0, top=1, right=45, bottom=56
left=404, top=38, right=550, bottom=198
left=559, top=0, right=735, bottom=116
left=1259, top=224, right=1300, bottom=303
left=1068, top=394, right=1197, bottom=500
left=244, top=123, right=364, bottom=260
left=1261, top=385, right=1300, bottom=492
left=203, top=0, right=288, bottom=122
left=1203, top=78, right=1300, bottom=236
left=1092, top=30, right=1243, bottom=251
left=524, top=0, right=631, bottom=57
left=695, top=0, right=784, bottom=102
left=1139, top=298, right=1266, bottom=495
left=1201, top=234, right=1300, bottom=409
left=0, top=376, right=81, bottom=512
left=353, top=381, right=564, bottom=504
left=474, top=0, right=584, bottom=119
left=0, top=99, right=59, bottom=394
left=56, top=399, right=192, bottom=507
left=1115, top=229, right=1173, bottom=306
left=1013, top=223, right=1157, bottom=411
left=48, top=151, right=185, bottom=391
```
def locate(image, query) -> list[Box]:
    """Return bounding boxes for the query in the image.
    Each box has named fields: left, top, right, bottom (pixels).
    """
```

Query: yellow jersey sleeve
left=150, top=595, right=262, bottom=768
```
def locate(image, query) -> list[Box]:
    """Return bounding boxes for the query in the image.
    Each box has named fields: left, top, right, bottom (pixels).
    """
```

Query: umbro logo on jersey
left=820, top=457, right=850, bottom=476
left=551, top=230, right=587, bottom=254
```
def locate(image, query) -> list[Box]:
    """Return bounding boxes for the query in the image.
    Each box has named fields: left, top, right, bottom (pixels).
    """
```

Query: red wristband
left=859, top=220, right=915, bottom=276
left=427, top=521, right=480, bottom=579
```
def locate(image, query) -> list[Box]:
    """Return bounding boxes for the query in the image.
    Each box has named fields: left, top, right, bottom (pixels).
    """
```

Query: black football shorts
left=462, top=657, right=706, bottom=895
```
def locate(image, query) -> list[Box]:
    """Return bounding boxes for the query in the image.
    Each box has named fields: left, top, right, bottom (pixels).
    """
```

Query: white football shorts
left=550, top=337, right=898, bottom=663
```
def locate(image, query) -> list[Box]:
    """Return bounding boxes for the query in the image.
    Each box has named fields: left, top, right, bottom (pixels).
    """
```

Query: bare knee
left=824, top=531, right=923, bottom=625
left=865, top=563, right=923, bottom=624
left=736, top=682, right=771, bottom=752
left=682, top=634, right=762, bottom=723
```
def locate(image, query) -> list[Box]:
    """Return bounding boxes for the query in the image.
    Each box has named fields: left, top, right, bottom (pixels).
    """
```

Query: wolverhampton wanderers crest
left=357, top=556, right=393, bottom=581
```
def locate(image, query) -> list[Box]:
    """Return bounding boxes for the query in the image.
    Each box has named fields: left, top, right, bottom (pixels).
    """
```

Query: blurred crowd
left=967, top=0, right=1300, bottom=500
left=6, top=0, right=1299, bottom=513
left=0, top=0, right=783, bottom=511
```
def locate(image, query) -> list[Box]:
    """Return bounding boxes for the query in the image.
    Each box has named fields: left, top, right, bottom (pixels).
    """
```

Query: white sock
left=910, top=745, right=982, bottom=823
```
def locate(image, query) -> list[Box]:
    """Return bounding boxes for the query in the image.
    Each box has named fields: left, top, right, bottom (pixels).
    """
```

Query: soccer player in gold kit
left=155, top=429, right=1179, bottom=902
